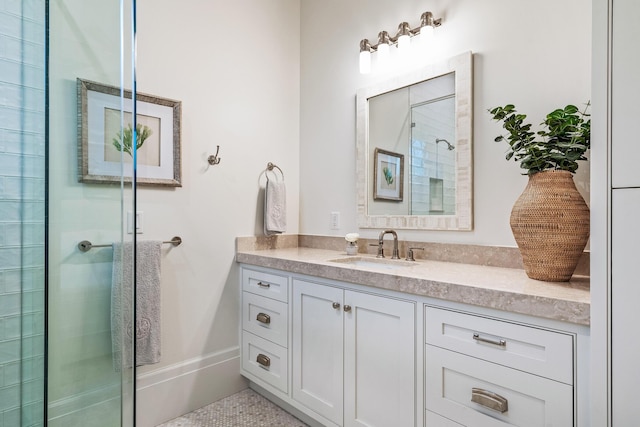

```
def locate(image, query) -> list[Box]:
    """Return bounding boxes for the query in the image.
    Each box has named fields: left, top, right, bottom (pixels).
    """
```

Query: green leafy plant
left=112, top=123, right=152, bottom=157
left=488, top=102, right=591, bottom=175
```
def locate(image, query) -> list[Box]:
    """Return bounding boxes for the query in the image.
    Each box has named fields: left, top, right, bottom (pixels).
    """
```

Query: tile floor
left=157, top=389, right=309, bottom=427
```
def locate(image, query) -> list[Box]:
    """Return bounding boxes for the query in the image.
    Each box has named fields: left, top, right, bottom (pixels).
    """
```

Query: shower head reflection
left=435, top=138, right=455, bottom=150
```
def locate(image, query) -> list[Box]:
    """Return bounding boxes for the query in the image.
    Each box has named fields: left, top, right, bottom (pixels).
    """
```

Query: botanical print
left=104, top=109, right=161, bottom=166
left=382, top=162, right=396, bottom=189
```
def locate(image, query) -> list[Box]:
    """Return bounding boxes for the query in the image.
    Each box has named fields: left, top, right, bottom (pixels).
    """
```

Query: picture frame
left=77, top=78, right=182, bottom=186
left=373, top=148, right=404, bottom=201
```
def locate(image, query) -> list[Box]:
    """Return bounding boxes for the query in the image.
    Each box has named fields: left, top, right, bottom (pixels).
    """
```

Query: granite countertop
left=236, top=247, right=590, bottom=326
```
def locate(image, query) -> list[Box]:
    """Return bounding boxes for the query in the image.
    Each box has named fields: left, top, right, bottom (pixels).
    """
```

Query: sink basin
left=328, top=256, right=416, bottom=271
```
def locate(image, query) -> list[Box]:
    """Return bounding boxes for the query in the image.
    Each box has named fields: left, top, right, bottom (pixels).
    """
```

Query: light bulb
left=398, top=34, right=410, bottom=53
left=359, top=50, right=371, bottom=74
left=420, top=25, right=434, bottom=45
left=377, top=42, right=390, bottom=68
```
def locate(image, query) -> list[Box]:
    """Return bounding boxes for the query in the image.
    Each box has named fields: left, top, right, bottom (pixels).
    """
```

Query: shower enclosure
left=1, top=0, right=139, bottom=425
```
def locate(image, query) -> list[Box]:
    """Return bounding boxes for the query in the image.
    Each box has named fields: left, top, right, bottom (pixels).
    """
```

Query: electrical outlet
left=330, top=211, right=340, bottom=230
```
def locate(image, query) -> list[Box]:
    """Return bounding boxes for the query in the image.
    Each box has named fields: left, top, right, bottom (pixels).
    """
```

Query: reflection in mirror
left=356, top=51, right=473, bottom=230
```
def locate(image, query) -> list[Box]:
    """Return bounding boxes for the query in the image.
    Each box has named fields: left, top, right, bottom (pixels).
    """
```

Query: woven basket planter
left=510, top=170, right=589, bottom=282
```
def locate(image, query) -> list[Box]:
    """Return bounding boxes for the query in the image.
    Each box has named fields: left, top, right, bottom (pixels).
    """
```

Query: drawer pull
left=471, top=388, right=509, bottom=413
left=257, top=281, right=271, bottom=288
left=473, top=333, right=506, bottom=347
left=256, top=353, right=271, bottom=368
left=256, top=312, right=271, bottom=324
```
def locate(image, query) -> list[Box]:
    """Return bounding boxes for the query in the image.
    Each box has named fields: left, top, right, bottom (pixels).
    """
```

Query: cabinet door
left=612, top=188, right=640, bottom=424
left=292, top=279, right=344, bottom=425
left=344, top=291, right=415, bottom=427
left=611, top=0, right=640, bottom=187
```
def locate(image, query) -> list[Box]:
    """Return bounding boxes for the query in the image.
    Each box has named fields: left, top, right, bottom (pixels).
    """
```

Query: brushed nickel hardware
left=257, top=281, right=271, bottom=288
left=359, top=11, right=443, bottom=74
left=436, top=138, right=455, bottom=151
left=256, top=353, right=271, bottom=368
left=78, top=236, right=182, bottom=252
left=266, top=162, right=284, bottom=181
left=332, top=302, right=341, bottom=309
left=405, top=247, right=424, bottom=261
left=471, top=388, right=508, bottom=413
left=374, top=230, right=400, bottom=259
left=344, top=305, right=352, bottom=312
left=207, top=145, right=221, bottom=165
left=256, top=313, right=271, bottom=324
left=473, top=333, right=507, bottom=347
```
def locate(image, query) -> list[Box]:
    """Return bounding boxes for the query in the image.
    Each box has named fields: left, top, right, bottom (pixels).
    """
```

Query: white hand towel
left=264, top=179, right=286, bottom=235
left=111, top=240, right=162, bottom=371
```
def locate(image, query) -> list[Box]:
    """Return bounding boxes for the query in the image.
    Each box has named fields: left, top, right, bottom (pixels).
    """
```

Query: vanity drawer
left=242, top=267, right=288, bottom=302
left=242, top=291, right=288, bottom=347
left=242, top=332, right=288, bottom=393
left=426, top=410, right=464, bottom=426
left=425, top=306, right=573, bottom=384
left=426, top=345, right=573, bottom=427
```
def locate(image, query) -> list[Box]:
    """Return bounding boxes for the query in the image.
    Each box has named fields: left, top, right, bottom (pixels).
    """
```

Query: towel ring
left=266, top=162, right=284, bottom=181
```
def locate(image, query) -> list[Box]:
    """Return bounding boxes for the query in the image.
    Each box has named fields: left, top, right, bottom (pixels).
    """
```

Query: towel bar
left=78, top=236, right=182, bottom=252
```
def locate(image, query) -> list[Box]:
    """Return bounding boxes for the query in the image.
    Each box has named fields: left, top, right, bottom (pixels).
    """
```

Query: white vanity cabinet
left=425, top=306, right=574, bottom=426
left=240, top=268, right=289, bottom=393
left=292, top=278, right=415, bottom=427
left=238, top=263, right=587, bottom=427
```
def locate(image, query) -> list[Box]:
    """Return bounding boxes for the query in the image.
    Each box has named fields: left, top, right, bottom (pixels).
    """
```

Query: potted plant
left=488, top=103, right=591, bottom=282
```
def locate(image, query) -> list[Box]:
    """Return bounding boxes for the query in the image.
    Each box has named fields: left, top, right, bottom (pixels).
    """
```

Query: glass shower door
left=0, top=0, right=46, bottom=425
left=47, top=0, right=136, bottom=425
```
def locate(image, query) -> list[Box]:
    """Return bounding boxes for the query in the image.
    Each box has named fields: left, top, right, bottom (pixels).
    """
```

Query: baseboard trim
left=137, top=347, right=248, bottom=427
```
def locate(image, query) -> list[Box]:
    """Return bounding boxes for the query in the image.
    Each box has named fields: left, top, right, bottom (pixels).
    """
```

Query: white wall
left=134, top=0, right=300, bottom=424
left=300, top=0, right=592, bottom=247
left=134, top=0, right=300, bottom=361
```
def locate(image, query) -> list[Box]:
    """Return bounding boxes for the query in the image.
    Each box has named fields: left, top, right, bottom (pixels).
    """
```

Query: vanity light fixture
left=359, top=11, right=442, bottom=74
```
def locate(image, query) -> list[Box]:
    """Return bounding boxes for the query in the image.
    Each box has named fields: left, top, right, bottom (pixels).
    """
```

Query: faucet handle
left=369, top=243, right=384, bottom=258
left=405, top=247, right=424, bottom=261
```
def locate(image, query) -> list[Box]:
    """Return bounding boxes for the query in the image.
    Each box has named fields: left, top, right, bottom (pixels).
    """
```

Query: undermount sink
left=328, top=256, right=416, bottom=271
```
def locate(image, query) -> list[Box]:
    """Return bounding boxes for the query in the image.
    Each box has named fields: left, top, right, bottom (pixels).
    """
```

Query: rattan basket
left=510, top=170, right=589, bottom=282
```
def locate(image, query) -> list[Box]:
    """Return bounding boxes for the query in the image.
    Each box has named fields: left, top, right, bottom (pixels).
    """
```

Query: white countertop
left=236, top=247, right=590, bottom=325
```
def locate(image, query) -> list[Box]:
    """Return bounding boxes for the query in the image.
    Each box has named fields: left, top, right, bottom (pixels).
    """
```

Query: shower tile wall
left=0, top=0, right=46, bottom=426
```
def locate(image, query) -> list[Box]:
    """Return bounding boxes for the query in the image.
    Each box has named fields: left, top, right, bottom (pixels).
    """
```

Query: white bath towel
left=111, top=240, right=162, bottom=371
left=264, top=179, right=286, bottom=235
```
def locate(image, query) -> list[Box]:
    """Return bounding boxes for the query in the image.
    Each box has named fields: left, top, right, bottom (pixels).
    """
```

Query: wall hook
left=208, top=145, right=221, bottom=165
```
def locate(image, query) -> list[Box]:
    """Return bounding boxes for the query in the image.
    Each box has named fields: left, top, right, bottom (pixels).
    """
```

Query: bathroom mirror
left=356, top=51, right=473, bottom=230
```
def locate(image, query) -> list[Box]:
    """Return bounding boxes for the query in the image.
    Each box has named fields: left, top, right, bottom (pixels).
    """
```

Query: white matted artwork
left=373, top=148, right=404, bottom=201
left=77, top=78, right=182, bottom=186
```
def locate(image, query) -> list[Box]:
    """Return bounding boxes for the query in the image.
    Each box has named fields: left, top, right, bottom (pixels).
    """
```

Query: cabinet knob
left=256, top=312, right=271, bottom=324
left=257, top=353, right=271, bottom=368
left=332, top=302, right=341, bottom=310
left=343, top=305, right=352, bottom=312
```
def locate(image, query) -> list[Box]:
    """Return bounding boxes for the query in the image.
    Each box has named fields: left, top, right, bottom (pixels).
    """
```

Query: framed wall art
left=373, top=148, right=404, bottom=201
left=77, top=78, right=182, bottom=186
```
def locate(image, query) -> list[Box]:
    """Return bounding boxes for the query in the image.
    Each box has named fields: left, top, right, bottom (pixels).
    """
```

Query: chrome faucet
left=374, top=230, right=400, bottom=259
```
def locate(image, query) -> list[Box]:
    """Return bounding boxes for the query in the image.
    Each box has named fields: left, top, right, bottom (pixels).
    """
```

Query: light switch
left=127, top=211, right=144, bottom=234
left=330, top=211, right=340, bottom=230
